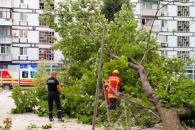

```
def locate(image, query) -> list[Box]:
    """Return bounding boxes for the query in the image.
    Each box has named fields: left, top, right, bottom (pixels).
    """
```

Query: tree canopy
left=43, top=0, right=195, bottom=128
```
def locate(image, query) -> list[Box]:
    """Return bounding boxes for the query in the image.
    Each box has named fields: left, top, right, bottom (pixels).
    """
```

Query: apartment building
left=133, top=0, right=195, bottom=80
left=0, top=0, right=63, bottom=70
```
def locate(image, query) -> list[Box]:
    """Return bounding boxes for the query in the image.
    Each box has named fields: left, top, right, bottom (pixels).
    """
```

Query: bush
left=61, top=84, right=95, bottom=122
left=12, top=87, right=38, bottom=113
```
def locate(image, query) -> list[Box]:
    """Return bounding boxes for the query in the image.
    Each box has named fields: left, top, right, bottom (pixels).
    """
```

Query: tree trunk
left=127, top=58, right=184, bottom=130
left=156, top=103, right=183, bottom=130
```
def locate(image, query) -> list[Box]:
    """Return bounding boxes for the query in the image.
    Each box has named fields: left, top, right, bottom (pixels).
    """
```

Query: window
left=161, top=50, right=168, bottom=56
left=20, top=13, right=27, bottom=21
left=0, top=27, right=11, bottom=37
left=39, top=14, right=47, bottom=26
left=0, top=44, right=10, bottom=54
left=144, top=2, right=152, bottom=9
left=40, top=3, right=44, bottom=9
left=0, top=8, right=11, bottom=19
left=39, top=31, right=54, bottom=44
left=39, top=0, right=54, bottom=10
left=20, top=30, right=27, bottom=38
left=20, top=47, right=27, bottom=55
left=177, top=51, right=189, bottom=61
left=0, top=11, right=2, bottom=18
left=162, top=20, right=167, bottom=27
left=22, top=71, right=28, bottom=78
left=141, top=18, right=153, bottom=26
left=178, top=6, right=189, bottom=17
left=178, top=36, right=189, bottom=47
left=30, top=71, right=36, bottom=78
left=0, top=45, right=5, bottom=54
left=39, top=48, right=54, bottom=60
left=161, top=43, right=168, bottom=47
left=142, top=19, right=145, bottom=25
left=178, top=21, right=189, bottom=32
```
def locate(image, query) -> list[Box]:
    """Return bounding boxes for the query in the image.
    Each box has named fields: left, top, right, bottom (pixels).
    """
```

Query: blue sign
left=20, top=63, right=37, bottom=69
left=20, top=64, right=28, bottom=68
left=30, top=63, right=37, bottom=68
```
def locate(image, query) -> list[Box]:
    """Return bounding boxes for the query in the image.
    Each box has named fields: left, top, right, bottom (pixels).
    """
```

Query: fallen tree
left=128, top=58, right=192, bottom=130
left=108, top=52, right=192, bottom=130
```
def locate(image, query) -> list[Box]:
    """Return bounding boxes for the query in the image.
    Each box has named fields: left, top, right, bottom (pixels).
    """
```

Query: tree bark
left=128, top=58, right=184, bottom=130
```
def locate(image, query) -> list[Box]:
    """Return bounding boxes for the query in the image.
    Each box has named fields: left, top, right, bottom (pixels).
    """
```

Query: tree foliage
left=42, top=0, right=195, bottom=127
left=102, top=0, right=128, bottom=21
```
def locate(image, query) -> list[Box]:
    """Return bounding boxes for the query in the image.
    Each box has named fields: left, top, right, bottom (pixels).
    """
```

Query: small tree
left=33, top=60, right=48, bottom=87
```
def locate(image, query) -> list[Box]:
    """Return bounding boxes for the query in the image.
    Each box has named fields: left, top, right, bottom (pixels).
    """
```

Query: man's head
left=50, top=71, right=57, bottom=78
left=112, top=70, right=119, bottom=76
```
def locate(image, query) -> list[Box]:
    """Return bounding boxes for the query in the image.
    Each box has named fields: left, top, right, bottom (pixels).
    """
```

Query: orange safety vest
left=107, top=75, right=121, bottom=99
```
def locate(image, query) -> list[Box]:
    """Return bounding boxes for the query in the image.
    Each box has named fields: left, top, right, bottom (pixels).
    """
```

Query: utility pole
left=92, top=25, right=107, bottom=130
left=50, top=50, right=53, bottom=73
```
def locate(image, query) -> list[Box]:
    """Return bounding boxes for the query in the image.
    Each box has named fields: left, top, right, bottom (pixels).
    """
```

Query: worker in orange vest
left=104, top=70, right=123, bottom=110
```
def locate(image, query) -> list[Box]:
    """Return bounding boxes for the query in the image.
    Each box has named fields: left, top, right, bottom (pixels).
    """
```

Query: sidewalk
left=0, top=90, right=103, bottom=130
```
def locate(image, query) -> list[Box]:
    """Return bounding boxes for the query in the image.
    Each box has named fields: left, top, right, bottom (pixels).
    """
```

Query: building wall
left=135, top=0, right=195, bottom=64
left=0, top=0, right=63, bottom=68
left=190, top=7, right=195, bottom=17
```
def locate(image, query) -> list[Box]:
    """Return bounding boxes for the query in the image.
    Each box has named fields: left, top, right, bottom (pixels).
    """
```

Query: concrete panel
left=167, top=21, right=177, bottom=32
left=27, top=13, right=39, bottom=26
left=27, top=48, right=39, bottom=60
left=167, top=5, right=177, bottom=17
left=168, top=36, right=177, bottom=47
left=190, top=7, right=195, bottom=17
left=190, top=37, right=195, bottom=47
left=28, top=0, right=39, bottom=9
left=168, top=51, right=177, bottom=58
left=11, top=47, right=20, bottom=60
left=54, top=50, right=64, bottom=62
left=28, top=31, right=39, bottom=43
left=0, top=0, right=12, bottom=8
left=190, top=21, right=195, bottom=33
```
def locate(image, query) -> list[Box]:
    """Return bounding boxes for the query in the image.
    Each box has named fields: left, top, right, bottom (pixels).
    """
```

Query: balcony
left=12, top=37, right=28, bottom=43
left=0, top=19, right=12, bottom=26
left=161, top=27, right=169, bottom=32
left=142, top=9, right=160, bottom=16
left=0, top=36, right=12, bottom=44
left=0, top=54, right=12, bottom=61
left=143, top=24, right=161, bottom=32
left=19, top=21, right=28, bottom=26
left=19, top=55, right=28, bottom=61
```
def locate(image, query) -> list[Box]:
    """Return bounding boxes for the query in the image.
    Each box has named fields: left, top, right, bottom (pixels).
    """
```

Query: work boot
left=58, top=118, right=64, bottom=122
left=49, top=118, right=54, bottom=122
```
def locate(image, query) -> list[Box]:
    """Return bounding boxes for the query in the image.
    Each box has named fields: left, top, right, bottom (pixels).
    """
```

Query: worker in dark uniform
left=46, top=72, right=65, bottom=122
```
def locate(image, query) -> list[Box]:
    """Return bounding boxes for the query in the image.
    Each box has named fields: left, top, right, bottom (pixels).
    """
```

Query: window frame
left=39, top=31, right=54, bottom=44
left=178, top=36, right=189, bottom=47
left=0, top=44, right=10, bottom=54
left=178, top=21, right=189, bottom=32
left=22, top=70, right=28, bottom=78
left=20, top=47, right=27, bottom=55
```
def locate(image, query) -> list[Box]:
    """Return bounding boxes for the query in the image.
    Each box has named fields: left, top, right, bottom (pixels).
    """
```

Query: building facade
left=134, top=0, right=195, bottom=81
left=0, top=0, right=63, bottom=70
